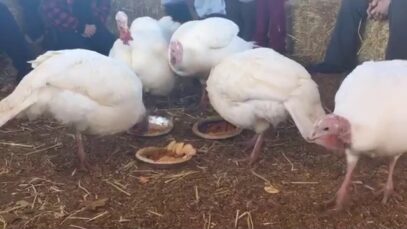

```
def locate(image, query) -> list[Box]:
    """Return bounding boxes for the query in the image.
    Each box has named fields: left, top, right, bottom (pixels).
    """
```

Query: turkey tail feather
left=28, top=50, right=62, bottom=69
left=0, top=50, right=61, bottom=127
left=0, top=93, right=37, bottom=127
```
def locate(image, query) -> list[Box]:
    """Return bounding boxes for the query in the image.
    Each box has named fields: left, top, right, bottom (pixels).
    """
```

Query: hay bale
left=111, top=0, right=163, bottom=19
left=289, top=0, right=388, bottom=65
left=288, top=0, right=340, bottom=64
left=358, top=20, right=388, bottom=62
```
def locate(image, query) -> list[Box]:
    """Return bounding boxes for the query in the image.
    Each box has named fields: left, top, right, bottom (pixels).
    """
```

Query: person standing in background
left=162, top=0, right=193, bottom=23
left=18, top=0, right=45, bottom=45
left=189, top=0, right=227, bottom=19
left=18, top=0, right=45, bottom=56
left=41, top=0, right=115, bottom=56
left=162, top=0, right=226, bottom=22
left=0, top=2, right=33, bottom=91
left=225, top=0, right=256, bottom=41
left=254, top=0, right=287, bottom=54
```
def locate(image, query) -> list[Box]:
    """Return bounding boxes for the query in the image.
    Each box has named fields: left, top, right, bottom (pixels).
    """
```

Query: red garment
left=41, top=0, right=110, bottom=32
left=254, top=0, right=286, bottom=54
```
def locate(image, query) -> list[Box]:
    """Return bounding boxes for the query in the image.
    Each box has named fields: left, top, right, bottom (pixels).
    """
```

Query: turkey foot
left=234, top=133, right=264, bottom=166
left=321, top=189, right=351, bottom=213
left=374, top=186, right=402, bottom=204
left=75, top=132, right=91, bottom=172
left=322, top=157, right=358, bottom=213
left=240, top=134, right=258, bottom=152
left=374, top=155, right=402, bottom=204
left=197, top=87, right=209, bottom=111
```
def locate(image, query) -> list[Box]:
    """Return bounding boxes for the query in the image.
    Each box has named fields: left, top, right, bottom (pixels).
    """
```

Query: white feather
left=109, top=39, right=132, bottom=67
left=0, top=49, right=146, bottom=136
left=334, top=60, right=407, bottom=156
left=158, top=16, right=181, bottom=42
left=110, top=15, right=179, bottom=96
left=207, top=48, right=325, bottom=139
left=169, top=17, right=256, bottom=78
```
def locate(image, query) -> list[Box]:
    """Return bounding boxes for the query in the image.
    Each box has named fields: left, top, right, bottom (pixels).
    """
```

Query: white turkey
left=308, top=60, right=407, bottom=210
left=207, top=48, right=325, bottom=165
left=169, top=17, right=256, bottom=108
left=108, top=11, right=133, bottom=67
left=109, top=11, right=180, bottom=96
left=0, top=49, right=147, bottom=170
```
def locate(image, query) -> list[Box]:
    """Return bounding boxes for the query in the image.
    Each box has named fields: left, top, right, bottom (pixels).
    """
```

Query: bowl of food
left=192, top=116, right=242, bottom=140
left=129, top=115, right=174, bottom=137
left=135, top=141, right=197, bottom=168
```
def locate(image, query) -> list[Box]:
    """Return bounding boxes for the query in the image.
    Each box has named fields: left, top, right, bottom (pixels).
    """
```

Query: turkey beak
left=139, top=113, right=150, bottom=134
left=132, top=113, right=149, bottom=135
left=306, top=131, right=318, bottom=143
left=305, top=137, right=314, bottom=143
left=307, top=131, right=327, bottom=143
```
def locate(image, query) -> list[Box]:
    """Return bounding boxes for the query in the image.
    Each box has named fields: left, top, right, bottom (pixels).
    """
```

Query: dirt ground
left=1, top=64, right=407, bottom=229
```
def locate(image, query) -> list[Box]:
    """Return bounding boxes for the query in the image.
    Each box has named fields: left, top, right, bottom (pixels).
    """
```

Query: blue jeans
left=0, top=3, right=33, bottom=82
left=163, top=2, right=193, bottom=23
left=52, top=25, right=115, bottom=56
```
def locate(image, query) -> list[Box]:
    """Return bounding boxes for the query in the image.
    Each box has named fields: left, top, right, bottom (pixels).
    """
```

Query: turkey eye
left=323, top=127, right=329, bottom=131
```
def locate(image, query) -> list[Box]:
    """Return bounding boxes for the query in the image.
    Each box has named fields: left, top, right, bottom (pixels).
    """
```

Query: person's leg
left=55, top=30, right=88, bottom=50
left=203, top=13, right=227, bottom=18
left=308, top=0, right=369, bottom=74
left=268, top=0, right=286, bottom=53
left=18, top=0, right=44, bottom=42
left=0, top=3, right=33, bottom=83
left=225, top=0, right=243, bottom=37
left=42, top=27, right=59, bottom=51
left=240, top=1, right=256, bottom=41
left=163, top=2, right=193, bottom=23
left=253, top=0, right=269, bottom=47
left=89, top=25, right=116, bottom=56
left=385, top=0, right=407, bottom=60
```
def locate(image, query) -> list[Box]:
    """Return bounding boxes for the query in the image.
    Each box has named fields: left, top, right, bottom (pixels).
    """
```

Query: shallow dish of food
left=135, top=141, right=197, bottom=168
left=192, top=116, right=242, bottom=140
left=129, top=115, right=174, bottom=137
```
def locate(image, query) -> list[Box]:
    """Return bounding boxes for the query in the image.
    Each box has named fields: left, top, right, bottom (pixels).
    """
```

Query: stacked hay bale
left=288, top=0, right=389, bottom=65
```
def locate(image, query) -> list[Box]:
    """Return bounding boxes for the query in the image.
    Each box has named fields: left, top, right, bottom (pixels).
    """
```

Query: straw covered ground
left=1, top=75, right=407, bottom=229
